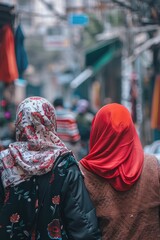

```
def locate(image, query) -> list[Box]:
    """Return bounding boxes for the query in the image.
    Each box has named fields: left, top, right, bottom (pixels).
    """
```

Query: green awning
left=70, top=39, right=122, bottom=89
left=93, top=47, right=114, bottom=73
left=85, top=38, right=122, bottom=73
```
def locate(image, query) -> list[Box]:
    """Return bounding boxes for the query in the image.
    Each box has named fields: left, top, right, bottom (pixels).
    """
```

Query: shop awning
left=70, top=38, right=122, bottom=88
left=70, top=68, right=93, bottom=89
left=0, top=3, right=15, bottom=28
left=85, top=38, right=122, bottom=71
left=93, top=46, right=115, bottom=73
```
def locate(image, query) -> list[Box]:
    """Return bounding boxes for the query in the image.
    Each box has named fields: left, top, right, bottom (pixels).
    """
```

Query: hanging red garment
left=0, top=25, right=18, bottom=83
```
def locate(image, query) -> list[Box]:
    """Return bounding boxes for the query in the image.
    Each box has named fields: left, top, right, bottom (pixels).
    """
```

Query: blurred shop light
left=70, top=68, right=93, bottom=89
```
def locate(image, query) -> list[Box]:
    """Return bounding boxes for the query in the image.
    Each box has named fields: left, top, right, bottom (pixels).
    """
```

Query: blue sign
left=68, top=14, right=89, bottom=26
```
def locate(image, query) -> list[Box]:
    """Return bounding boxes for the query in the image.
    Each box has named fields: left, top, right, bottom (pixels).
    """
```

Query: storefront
left=71, top=38, right=123, bottom=111
left=0, top=3, right=28, bottom=147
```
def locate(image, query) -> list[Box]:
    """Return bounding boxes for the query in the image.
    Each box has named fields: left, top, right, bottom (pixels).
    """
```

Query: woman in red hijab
left=80, top=103, right=160, bottom=240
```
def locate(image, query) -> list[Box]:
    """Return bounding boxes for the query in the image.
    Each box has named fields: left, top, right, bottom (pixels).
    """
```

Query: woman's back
left=0, top=153, right=101, bottom=240
left=0, top=97, right=101, bottom=240
left=80, top=155, right=160, bottom=240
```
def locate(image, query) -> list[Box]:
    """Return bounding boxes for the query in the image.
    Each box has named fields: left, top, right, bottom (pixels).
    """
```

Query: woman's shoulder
left=144, top=154, right=160, bottom=170
left=55, top=153, right=78, bottom=171
left=52, top=153, right=81, bottom=182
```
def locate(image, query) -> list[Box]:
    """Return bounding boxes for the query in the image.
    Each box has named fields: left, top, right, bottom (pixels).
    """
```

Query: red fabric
left=0, top=25, right=18, bottom=83
left=80, top=103, right=144, bottom=191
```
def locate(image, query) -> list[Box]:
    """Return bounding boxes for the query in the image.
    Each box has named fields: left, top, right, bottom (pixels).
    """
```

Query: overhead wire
left=17, top=9, right=61, bottom=18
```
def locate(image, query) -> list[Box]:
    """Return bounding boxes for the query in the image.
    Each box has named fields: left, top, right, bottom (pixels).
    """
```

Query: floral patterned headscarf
left=0, top=97, right=70, bottom=188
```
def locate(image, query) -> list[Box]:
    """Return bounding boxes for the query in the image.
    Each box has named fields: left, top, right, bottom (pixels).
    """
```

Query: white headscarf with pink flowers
left=0, top=97, right=70, bottom=188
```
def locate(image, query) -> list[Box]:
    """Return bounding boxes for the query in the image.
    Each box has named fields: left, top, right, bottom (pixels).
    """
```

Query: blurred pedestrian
left=130, top=73, right=138, bottom=124
left=53, top=97, right=80, bottom=160
left=0, top=97, right=101, bottom=240
left=70, top=96, right=79, bottom=112
left=76, top=99, right=94, bottom=159
left=80, top=103, right=160, bottom=240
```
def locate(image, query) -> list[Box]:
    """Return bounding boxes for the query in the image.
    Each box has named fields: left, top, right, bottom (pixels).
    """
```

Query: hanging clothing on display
left=151, top=75, right=160, bottom=140
left=130, top=73, right=138, bottom=124
left=0, top=3, right=15, bottom=29
left=15, top=25, right=28, bottom=78
left=0, top=24, right=18, bottom=83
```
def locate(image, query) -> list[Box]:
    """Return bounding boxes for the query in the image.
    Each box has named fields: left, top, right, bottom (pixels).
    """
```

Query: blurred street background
left=0, top=0, right=160, bottom=156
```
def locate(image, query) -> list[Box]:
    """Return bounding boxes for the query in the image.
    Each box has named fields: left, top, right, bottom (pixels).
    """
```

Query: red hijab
left=80, top=103, right=144, bottom=191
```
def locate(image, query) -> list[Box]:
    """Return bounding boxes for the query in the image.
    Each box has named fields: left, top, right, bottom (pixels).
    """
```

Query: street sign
left=44, top=35, right=70, bottom=51
left=68, top=14, right=89, bottom=26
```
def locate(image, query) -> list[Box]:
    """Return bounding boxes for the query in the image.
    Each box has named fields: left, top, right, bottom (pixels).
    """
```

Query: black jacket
left=0, top=153, right=101, bottom=240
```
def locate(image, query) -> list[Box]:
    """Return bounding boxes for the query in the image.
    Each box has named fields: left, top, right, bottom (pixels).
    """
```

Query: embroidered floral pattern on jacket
left=0, top=154, right=75, bottom=239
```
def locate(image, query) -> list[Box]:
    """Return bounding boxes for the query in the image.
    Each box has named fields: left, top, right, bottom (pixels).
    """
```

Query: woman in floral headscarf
left=80, top=103, right=160, bottom=240
left=0, top=97, right=101, bottom=240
